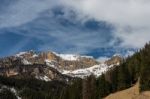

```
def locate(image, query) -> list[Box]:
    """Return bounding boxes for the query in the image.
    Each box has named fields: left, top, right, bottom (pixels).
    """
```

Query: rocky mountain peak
left=0, top=51, right=122, bottom=81
left=14, top=51, right=99, bottom=70
left=105, top=55, right=122, bottom=66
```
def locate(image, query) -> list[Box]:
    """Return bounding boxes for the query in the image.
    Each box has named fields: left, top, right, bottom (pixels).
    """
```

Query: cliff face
left=105, top=55, right=122, bottom=66
left=0, top=51, right=122, bottom=81
left=14, top=51, right=99, bottom=70
left=0, top=51, right=98, bottom=81
left=0, top=62, right=72, bottom=82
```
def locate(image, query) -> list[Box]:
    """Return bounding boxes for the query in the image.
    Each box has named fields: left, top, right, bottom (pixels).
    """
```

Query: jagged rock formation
left=0, top=51, right=122, bottom=81
left=15, top=51, right=99, bottom=70
left=0, top=63, right=72, bottom=82
left=105, top=55, right=122, bottom=66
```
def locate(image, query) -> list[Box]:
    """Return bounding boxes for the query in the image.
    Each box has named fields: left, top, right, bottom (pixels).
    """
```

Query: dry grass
left=104, top=81, right=150, bottom=99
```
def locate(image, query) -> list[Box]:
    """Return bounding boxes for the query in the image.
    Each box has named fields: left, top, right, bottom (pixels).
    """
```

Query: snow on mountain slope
left=44, top=53, right=121, bottom=78
left=15, top=51, right=38, bottom=58
left=16, top=51, right=94, bottom=61
left=45, top=58, right=118, bottom=78
left=35, top=75, right=51, bottom=82
left=54, top=52, right=94, bottom=61
left=15, top=52, right=27, bottom=57
left=45, top=59, right=57, bottom=68
left=62, top=63, right=116, bottom=78
left=57, top=54, right=80, bottom=61
left=22, top=59, right=31, bottom=65
left=32, top=54, right=38, bottom=58
left=13, top=51, right=121, bottom=79
left=0, top=86, right=21, bottom=99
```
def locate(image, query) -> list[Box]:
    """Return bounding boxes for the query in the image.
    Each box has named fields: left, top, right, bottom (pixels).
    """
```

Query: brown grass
left=104, top=81, right=150, bottom=99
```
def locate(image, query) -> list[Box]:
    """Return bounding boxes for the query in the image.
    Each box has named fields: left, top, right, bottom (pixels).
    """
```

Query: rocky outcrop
left=0, top=51, right=122, bottom=81
left=0, top=51, right=98, bottom=81
left=105, top=55, right=122, bottom=66
left=0, top=63, right=72, bottom=82
left=14, top=51, right=99, bottom=70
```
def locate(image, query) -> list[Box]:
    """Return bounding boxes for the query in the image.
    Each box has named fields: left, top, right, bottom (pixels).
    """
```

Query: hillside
left=103, top=42, right=150, bottom=99
left=105, top=81, right=150, bottom=99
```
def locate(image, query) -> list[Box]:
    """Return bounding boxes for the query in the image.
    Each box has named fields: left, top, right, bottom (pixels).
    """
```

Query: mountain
left=0, top=51, right=122, bottom=81
left=0, top=50, right=123, bottom=99
left=0, top=45, right=150, bottom=99
left=15, top=51, right=98, bottom=70
left=61, top=42, right=150, bottom=99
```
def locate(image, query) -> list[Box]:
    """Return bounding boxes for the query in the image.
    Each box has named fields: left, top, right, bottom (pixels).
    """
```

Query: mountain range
left=0, top=51, right=122, bottom=82
left=1, top=43, right=150, bottom=99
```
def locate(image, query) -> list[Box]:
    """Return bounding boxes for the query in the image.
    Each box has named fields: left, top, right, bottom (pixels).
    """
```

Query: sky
left=0, top=0, right=150, bottom=59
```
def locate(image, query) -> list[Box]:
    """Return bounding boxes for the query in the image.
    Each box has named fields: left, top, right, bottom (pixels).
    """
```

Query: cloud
left=59, top=0, right=150, bottom=48
left=17, top=15, right=114, bottom=54
left=96, top=56, right=109, bottom=63
left=0, top=4, right=114, bottom=55
left=0, top=0, right=149, bottom=56
left=0, top=0, right=57, bottom=28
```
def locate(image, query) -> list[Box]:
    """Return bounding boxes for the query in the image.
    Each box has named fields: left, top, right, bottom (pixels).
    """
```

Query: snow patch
left=57, top=54, right=80, bottom=61
left=15, top=52, right=27, bottom=57
left=53, top=52, right=93, bottom=61
left=62, top=63, right=115, bottom=78
left=43, top=76, right=51, bottom=81
left=45, top=59, right=57, bottom=68
left=32, top=54, right=38, bottom=58
left=0, top=86, right=21, bottom=99
left=97, top=57, right=110, bottom=63
left=35, top=75, right=51, bottom=81
left=10, top=88, right=22, bottom=99
left=22, top=59, right=31, bottom=65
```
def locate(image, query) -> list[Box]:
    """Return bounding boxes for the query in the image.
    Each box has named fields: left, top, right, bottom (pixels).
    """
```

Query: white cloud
left=124, top=50, right=135, bottom=57
left=59, top=0, right=150, bottom=48
left=0, top=0, right=150, bottom=54
left=96, top=56, right=109, bottom=63
left=115, top=27, right=150, bottom=48
left=0, top=0, right=57, bottom=28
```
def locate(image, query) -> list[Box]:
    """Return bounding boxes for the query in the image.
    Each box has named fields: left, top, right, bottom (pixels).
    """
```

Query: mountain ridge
left=0, top=50, right=122, bottom=81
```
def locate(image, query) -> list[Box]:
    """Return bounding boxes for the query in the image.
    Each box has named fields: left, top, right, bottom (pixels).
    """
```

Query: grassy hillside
left=105, top=81, right=150, bottom=99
